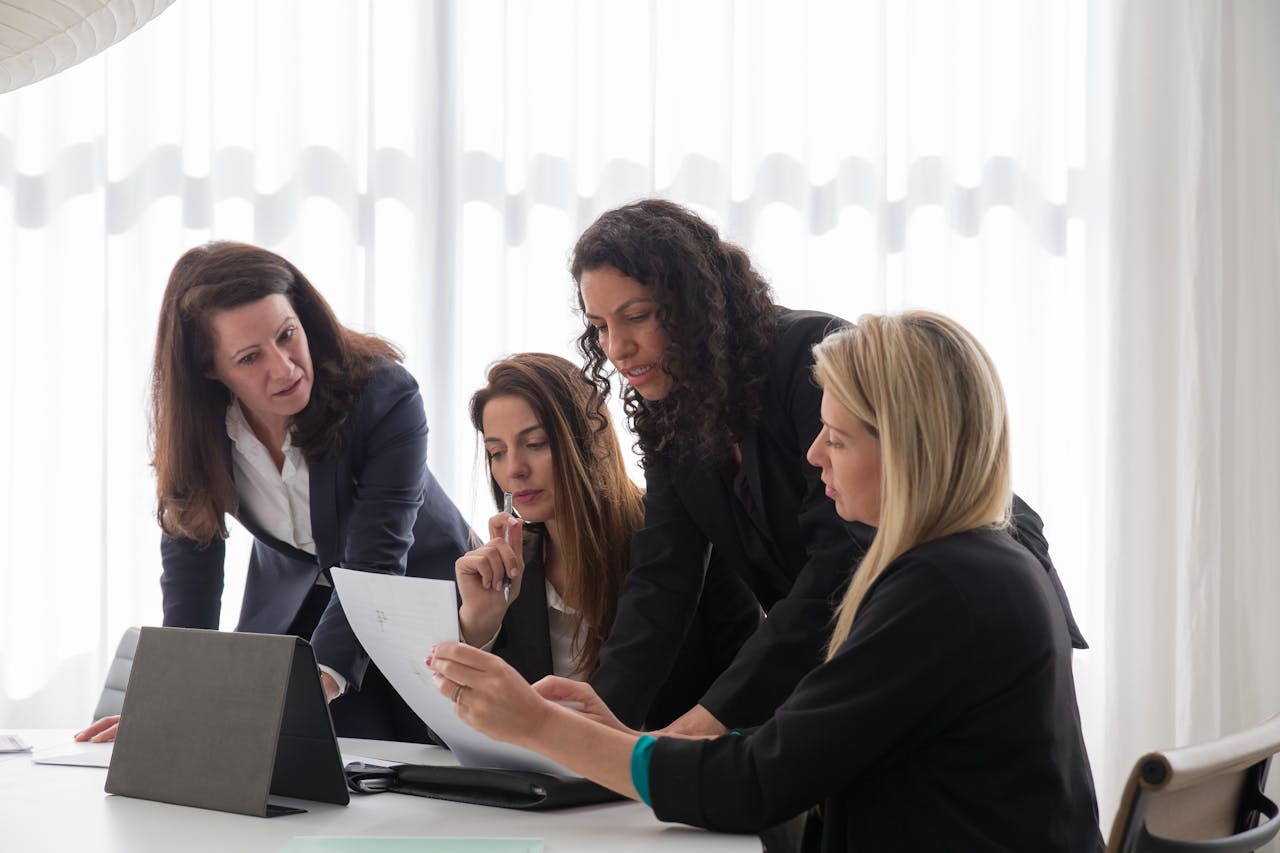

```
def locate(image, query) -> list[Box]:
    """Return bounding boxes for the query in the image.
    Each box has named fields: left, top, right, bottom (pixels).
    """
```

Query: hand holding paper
left=427, top=642, right=555, bottom=749
left=330, top=568, right=574, bottom=775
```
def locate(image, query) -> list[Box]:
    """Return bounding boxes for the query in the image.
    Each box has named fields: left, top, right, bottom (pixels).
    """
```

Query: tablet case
left=346, top=763, right=624, bottom=810
left=104, top=627, right=350, bottom=817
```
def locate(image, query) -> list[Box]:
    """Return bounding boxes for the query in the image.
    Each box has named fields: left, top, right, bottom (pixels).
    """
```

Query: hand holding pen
left=454, top=503, right=524, bottom=647
left=501, top=491, right=520, bottom=602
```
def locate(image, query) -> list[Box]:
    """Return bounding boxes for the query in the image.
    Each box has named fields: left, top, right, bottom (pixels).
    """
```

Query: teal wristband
left=630, top=734, right=658, bottom=807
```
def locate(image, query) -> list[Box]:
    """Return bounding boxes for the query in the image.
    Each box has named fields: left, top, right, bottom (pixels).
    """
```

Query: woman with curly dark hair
left=77, top=241, right=471, bottom=744
left=571, top=199, right=1086, bottom=737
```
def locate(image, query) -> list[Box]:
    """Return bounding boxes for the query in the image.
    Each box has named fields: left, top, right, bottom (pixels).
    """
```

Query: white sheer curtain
left=1093, top=0, right=1280, bottom=824
left=1, top=0, right=1275, bottom=829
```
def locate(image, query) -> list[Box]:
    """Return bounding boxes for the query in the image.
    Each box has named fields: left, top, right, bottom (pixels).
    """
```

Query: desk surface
left=2, top=731, right=759, bottom=853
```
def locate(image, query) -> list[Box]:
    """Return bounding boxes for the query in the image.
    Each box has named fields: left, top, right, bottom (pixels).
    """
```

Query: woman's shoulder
left=344, top=358, right=425, bottom=438
left=354, top=358, right=421, bottom=406
left=765, top=308, right=849, bottom=388
left=754, top=308, right=851, bottom=436
left=870, top=528, right=1064, bottom=641
left=361, top=357, right=417, bottom=392
left=885, top=528, right=1039, bottom=585
left=773, top=308, right=850, bottom=354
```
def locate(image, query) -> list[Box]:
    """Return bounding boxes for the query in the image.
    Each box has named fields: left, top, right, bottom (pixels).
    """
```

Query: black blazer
left=648, top=528, right=1104, bottom=852
left=592, top=309, right=1086, bottom=728
left=492, top=525, right=761, bottom=729
left=159, top=360, right=471, bottom=688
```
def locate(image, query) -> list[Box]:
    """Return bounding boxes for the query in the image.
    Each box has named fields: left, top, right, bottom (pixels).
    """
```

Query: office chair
left=92, top=627, right=141, bottom=720
left=1106, top=712, right=1280, bottom=853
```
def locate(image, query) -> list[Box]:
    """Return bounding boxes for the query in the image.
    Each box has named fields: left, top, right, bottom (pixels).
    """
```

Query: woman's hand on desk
left=74, top=715, right=120, bottom=743
left=456, top=513, right=525, bottom=646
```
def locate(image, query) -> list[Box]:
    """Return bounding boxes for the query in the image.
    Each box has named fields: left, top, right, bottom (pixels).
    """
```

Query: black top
left=592, top=308, right=1086, bottom=728
left=648, top=528, right=1104, bottom=853
left=492, top=525, right=761, bottom=729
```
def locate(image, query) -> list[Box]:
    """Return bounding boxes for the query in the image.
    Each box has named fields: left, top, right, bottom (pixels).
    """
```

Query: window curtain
left=1092, top=0, right=1280, bottom=825
left=1, top=0, right=1275, bottom=828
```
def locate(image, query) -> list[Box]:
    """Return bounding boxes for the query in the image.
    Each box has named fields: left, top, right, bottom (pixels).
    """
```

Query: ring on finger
left=451, top=683, right=466, bottom=704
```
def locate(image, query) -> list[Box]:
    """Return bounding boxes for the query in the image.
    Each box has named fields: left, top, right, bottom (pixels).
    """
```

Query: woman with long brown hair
left=455, top=353, right=757, bottom=726
left=78, top=241, right=470, bottom=743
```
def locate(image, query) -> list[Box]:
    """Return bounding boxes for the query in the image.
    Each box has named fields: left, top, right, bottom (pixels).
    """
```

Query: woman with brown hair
left=78, top=241, right=470, bottom=743
left=454, top=353, right=757, bottom=727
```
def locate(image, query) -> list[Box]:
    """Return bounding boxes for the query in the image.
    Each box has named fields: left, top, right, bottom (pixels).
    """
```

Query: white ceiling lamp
left=0, top=0, right=176, bottom=94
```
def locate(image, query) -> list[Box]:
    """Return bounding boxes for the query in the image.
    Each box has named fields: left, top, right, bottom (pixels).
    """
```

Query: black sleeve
left=310, top=364, right=431, bottom=684
left=160, top=534, right=226, bottom=629
left=649, top=553, right=971, bottom=832
left=700, top=314, right=871, bottom=727
left=1009, top=494, right=1087, bottom=649
left=700, top=527, right=866, bottom=727
left=591, top=458, right=712, bottom=728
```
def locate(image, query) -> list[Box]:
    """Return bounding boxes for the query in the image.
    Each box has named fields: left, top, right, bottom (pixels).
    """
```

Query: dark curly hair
left=151, top=241, right=401, bottom=543
left=571, top=199, right=779, bottom=466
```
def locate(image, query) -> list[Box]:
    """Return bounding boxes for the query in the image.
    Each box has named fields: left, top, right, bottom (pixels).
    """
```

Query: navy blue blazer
left=160, top=360, right=471, bottom=689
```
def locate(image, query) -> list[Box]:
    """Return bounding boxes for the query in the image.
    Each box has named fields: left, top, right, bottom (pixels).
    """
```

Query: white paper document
left=32, top=741, right=113, bottom=767
left=331, top=568, right=576, bottom=776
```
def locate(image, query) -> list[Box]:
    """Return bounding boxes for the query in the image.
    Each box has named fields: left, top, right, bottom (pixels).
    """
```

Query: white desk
left=2, top=731, right=759, bottom=853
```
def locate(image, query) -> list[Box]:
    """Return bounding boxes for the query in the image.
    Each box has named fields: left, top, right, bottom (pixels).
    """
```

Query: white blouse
left=225, top=400, right=344, bottom=693
left=225, top=400, right=315, bottom=556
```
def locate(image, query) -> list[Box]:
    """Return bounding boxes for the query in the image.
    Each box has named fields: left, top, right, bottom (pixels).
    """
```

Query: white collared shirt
left=225, top=400, right=345, bottom=693
left=226, top=400, right=316, bottom=556
left=478, top=579, right=585, bottom=682
left=544, top=580, right=585, bottom=681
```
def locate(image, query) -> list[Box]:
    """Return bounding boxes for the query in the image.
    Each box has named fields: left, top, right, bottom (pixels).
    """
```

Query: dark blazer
left=160, top=360, right=471, bottom=688
left=492, top=525, right=761, bottom=730
left=592, top=308, right=1086, bottom=729
left=648, top=528, right=1104, bottom=852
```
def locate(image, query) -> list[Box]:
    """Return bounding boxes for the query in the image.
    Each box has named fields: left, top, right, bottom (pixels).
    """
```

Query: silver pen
left=502, top=492, right=515, bottom=602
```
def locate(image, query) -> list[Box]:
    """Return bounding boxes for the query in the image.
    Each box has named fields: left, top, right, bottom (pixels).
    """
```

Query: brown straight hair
left=150, top=241, right=401, bottom=544
left=469, top=353, right=644, bottom=677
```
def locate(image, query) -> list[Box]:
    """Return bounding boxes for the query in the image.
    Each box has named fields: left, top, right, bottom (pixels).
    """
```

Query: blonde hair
left=816, top=311, right=1012, bottom=659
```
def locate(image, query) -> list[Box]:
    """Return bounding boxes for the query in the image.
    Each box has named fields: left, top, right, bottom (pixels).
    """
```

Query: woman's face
left=482, top=395, right=557, bottom=523
left=579, top=266, right=673, bottom=401
left=806, top=389, right=882, bottom=526
left=206, top=294, right=314, bottom=430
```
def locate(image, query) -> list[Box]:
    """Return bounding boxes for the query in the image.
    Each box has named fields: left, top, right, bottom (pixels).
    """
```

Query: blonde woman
left=426, top=311, right=1103, bottom=852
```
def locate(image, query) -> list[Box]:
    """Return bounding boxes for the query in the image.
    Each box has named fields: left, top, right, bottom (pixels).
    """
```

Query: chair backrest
left=1106, top=713, right=1280, bottom=853
left=92, top=627, right=142, bottom=720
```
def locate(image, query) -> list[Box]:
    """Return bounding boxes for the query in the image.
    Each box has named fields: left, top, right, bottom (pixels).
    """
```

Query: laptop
left=104, top=627, right=350, bottom=817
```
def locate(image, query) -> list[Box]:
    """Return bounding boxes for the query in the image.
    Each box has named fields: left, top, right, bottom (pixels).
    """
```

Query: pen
left=502, top=492, right=515, bottom=602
